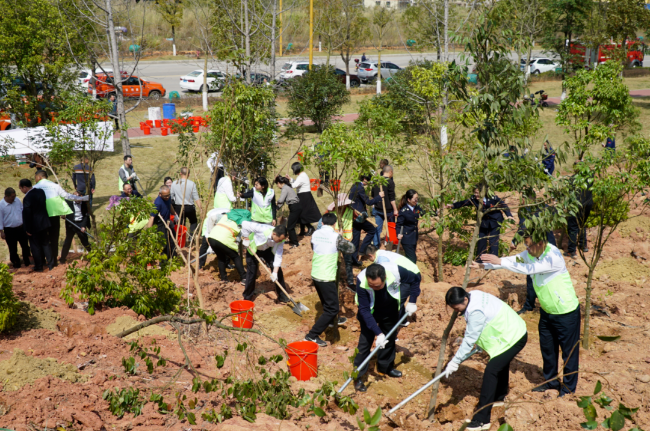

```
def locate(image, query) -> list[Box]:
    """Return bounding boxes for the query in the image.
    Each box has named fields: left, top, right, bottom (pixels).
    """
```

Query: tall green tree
left=605, top=0, right=650, bottom=65
left=337, top=0, right=369, bottom=89
left=370, top=5, right=395, bottom=94
left=155, top=0, right=184, bottom=56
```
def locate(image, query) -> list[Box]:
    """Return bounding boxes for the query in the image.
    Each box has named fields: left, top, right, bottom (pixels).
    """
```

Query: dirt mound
left=0, top=349, right=84, bottom=392
left=595, top=257, right=650, bottom=283
left=218, top=413, right=301, bottom=430
left=618, top=215, right=650, bottom=237
left=13, top=302, right=60, bottom=332
left=105, top=315, right=174, bottom=340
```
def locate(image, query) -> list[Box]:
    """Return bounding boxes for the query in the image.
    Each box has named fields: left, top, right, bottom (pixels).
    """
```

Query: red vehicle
left=570, top=40, right=645, bottom=68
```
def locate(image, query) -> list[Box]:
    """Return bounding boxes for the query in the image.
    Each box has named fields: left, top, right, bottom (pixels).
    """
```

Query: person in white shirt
left=241, top=221, right=289, bottom=302
left=214, top=172, right=237, bottom=211
left=207, top=151, right=225, bottom=190
left=286, top=162, right=320, bottom=236
left=0, top=187, right=31, bottom=268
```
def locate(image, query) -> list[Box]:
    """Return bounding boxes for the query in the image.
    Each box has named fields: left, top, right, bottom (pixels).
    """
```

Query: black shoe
left=346, top=283, right=356, bottom=293
left=305, top=226, right=315, bottom=237
left=563, top=252, right=577, bottom=259
left=304, top=335, right=327, bottom=347
left=227, top=263, right=235, bottom=269
left=517, top=308, right=531, bottom=315
left=277, top=293, right=291, bottom=303
left=354, top=379, right=367, bottom=392
left=240, top=278, right=247, bottom=286
left=582, top=247, right=589, bottom=252
left=59, top=258, right=67, bottom=264
left=532, top=383, right=554, bottom=393
left=466, top=421, right=491, bottom=431
left=328, top=317, right=348, bottom=328
left=381, top=369, right=402, bottom=378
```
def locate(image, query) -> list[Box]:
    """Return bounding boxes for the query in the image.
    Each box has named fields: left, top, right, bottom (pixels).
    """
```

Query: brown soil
left=1, top=210, right=649, bottom=431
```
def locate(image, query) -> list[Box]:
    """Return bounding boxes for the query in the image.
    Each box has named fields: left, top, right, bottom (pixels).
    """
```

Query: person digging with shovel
left=241, top=221, right=290, bottom=303
left=443, top=287, right=527, bottom=431
left=352, top=262, right=420, bottom=392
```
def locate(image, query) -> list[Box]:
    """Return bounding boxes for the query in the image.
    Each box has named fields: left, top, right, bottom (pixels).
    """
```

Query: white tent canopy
left=0, top=122, right=114, bottom=156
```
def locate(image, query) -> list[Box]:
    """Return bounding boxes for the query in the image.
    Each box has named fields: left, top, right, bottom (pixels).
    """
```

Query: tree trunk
left=202, top=55, right=208, bottom=111
left=106, top=0, right=130, bottom=156
left=172, top=25, right=177, bottom=56
left=582, top=267, right=594, bottom=349
left=437, top=202, right=444, bottom=282
left=271, top=0, right=277, bottom=80
left=244, top=0, right=251, bottom=84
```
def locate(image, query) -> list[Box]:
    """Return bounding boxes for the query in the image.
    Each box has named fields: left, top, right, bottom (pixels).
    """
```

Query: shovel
left=395, top=226, right=404, bottom=254
left=64, top=219, right=96, bottom=241
left=385, top=371, right=447, bottom=417
left=337, top=312, right=410, bottom=394
left=248, top=247, right=309, bottom=316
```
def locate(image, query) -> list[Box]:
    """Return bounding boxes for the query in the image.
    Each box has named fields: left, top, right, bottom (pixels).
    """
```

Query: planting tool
left=386, top=371, right=447, bottom=416
left=337, top=312, right=410, bottom=394
left=395, top=226, right=404, bottom=254
left=136, top=179, right=147, bottom=197
left=190, top=251, right=210, bottom=265
left=248, top=247, right=309, bottom=316
left=64, top=219, right=96, bottom=241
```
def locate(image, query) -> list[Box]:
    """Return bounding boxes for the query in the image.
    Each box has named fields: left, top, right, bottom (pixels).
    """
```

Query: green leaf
left=577, top=396, right=593, bottom=408
left=187, top=412, right=196, bottom=425
left=609, top=410, right=626, bottom=431
left=497, top=425, right=514, bottom=431
left=597, top=335, right=621, bottom=342
left=356, top=416, right=366, bottom=431
left=618, top=403, right=639, bottom=419
left=363, top=407, right=371, bottom=424
left=216, top=355, right=226, bottom=368
left=594, top=380, right=602, bottom=395
left=370, top=407, right=382, bottom=426
left=584, top=404, right=597, bottom=422
left=580, top=421, right=598, bottom=430
left=313, top=407, right=326, bottom=417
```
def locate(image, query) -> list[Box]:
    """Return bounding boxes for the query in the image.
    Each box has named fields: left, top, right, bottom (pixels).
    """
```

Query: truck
left=570, top=40, right=645, bottom=69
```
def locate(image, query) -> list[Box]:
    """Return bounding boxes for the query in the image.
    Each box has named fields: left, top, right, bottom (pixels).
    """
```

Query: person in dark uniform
left=60, top=191, right=92, bottom=263
left=348, top=175, right=383, bottom=266
left=542, top=140, right=556, bottom=176
left=395, top=189, right=421, bottom=264
left=447, top=187, right=514, bottom=260
left=565, top=169, right=593, bottom=259
left=19, top=179, right=52, bottom=272
left=146, top=185, right=177, bottom=261
left=353, top=262, right=419, bottom=392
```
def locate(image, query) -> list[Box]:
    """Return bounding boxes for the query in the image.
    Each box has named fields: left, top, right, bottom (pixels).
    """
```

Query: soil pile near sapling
left=594, top=256, right=650, bottom=283
left=617, top=215, right=650, bottom=238
left=106, top=315, right=175, bottom=340
left=13, top=302, right=60, bottom=332
left=0, top=349, right=85, bottom=392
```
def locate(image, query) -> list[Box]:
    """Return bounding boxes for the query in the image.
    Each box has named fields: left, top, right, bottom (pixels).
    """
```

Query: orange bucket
left=155, top=119, right=162, bottom=128
left=298, top=152, right=304, bottom=162
left=310, top=179, right=320, bottom=191
left=161, top=127, right=168, bottom=136
left=175, top=225, right=187, bottom=248
left=143, top=126, right=151, bottom=135
left=146, top=120, right=153, bottom=127
left=330, top=180, right=340, bottom=192
left=386, top=221, right=398, bottom=245
left=285, top=341, right=318, bottom=381
left=230, top=300, right=255, bottom=329
left=192, top=125, right=200, bottom=133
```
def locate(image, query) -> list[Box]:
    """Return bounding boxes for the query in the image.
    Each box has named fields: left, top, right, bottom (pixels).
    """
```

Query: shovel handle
left=387, top=371, right=446, bottom=416
left=395, top=226, right=404, bottom=254
left=248, top=246, right=298, bottom=306
left=337, top=312, right=410, bottom=394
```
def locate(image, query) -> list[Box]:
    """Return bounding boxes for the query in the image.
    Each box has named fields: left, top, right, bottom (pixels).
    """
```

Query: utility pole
left=279, top=0, right=283, bottom=56
left=309, top=0, right=314, bottom=70
left=106, top=0, right=130, bottom=156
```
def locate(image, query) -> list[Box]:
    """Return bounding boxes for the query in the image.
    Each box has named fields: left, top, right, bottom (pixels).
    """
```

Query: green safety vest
left=311, top=226, right=339, bottom=281
left=355, top=265, right=400, bottom=314
left=251, top=189, right=274, bottom=224
left=529, top=244, right=580, bottom=315
left=34, top=179, right=72, bottom=217
left=214, top=177, right=233, bottom=210
left=466, top=291, right=527, bottom=359
left=375, top=250, right=420, bottom=274
left=334, top=207, right=354, bottom=241
left=208, top=218, right=241, bottom=251
left=129, top=215, right=149, bottom=233
left=247, top=227, right=283, bottom=255
left=118, top=165, right=130, bottom=192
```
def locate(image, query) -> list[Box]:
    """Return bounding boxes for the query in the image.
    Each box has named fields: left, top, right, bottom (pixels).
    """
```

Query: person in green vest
left=304, top=212, right=356, bottom=347
left=443, top=287, right=528, bottom=431
left=352, top=262, right=420, bottom=392
left=241, top=221, right=288, bottom=302
left=321, top=194, right=356, bottom=291
left=197, top=208, right=229, bottom=269
left=206, top=209, right=247, bottom=284
left=33, top=170, right=89, bottom=265
left=472, top=231, right=580, bottom=398
left=118, top=155, right=142, bottom=197
left=238, top=177, right=276, bottom=226
left=214, top=172, right=237, bottom=211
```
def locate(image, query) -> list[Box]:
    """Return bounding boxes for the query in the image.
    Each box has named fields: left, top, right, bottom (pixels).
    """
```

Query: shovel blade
left=291, top=303, right=303, bottom=316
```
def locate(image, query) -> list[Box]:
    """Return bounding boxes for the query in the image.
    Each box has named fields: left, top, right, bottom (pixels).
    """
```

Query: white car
left=520, top=58, right=559, bottom=75
left=78, top=68, right=112, bottom=92
left=179, top=70, right=228, bottom=92
left=279, top=61, right=314, bottom=79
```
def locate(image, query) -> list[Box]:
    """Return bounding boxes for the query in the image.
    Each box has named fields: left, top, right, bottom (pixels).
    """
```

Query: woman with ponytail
left=395, top=189, right=421, bottom=263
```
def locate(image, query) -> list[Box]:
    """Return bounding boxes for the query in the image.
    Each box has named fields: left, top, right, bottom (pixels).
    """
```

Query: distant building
left=364, top=0, right=411, bottom=9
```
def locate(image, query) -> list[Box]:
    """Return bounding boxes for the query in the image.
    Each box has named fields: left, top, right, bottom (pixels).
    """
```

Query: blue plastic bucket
left=163, top=103, right=176, bottom=120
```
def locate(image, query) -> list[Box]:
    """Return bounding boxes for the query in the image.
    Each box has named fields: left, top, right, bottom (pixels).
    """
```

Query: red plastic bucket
left=310, top=179, right=320, bottom=191
left=386, top=221, right=398, bottom=245
left=161, top=127, right=168, bottom=136
left=155, top=119, right=162, bottom=128
left=175, top=225, right=187, bottom=248
left=285, top=341, right=318, bottom=381
left=143, top=126, right=151, bottom=135
left=230, top=300, right=255, bottom=329
left=192, top=125, right=200, bottom=133
left=139, top=122, right=145, bottom=130
left=330, top=180, right=340, bottom=192
left=146, top=120, right=153, bottom=127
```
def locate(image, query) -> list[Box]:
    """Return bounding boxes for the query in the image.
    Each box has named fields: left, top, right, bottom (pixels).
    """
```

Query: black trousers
left=173, top=204, right=198, bottom=238
left=198, top=236, right=210, bottom=268
left=243, top=248, right=288, bottom=301
left=401, top=243, right=417, bottom=264
left=473, top=333, right=528, bottom=424
left=351, top=219, right=376, bottom=263
left=539, top=306, right=581, bottom=395
left=523, top=230, right=556, bottom=311
left=343, top=253, right=356, bottom=286
left=477, top=225, right=499, bottom=259
left=208, top=238, right=245, bottom=282
left=29, top=230, right=53, bottom=271
left=567, top=205, right=592, bottom=253
left=353, top=310, right=399, bottom=378
left=60, top=222, right=91, bottom=260
left=307, top=280, right=339, bottom=338
left=156, top=223, right=176, bottom=261
left=286, top=203, right=301, bottom=246
left=47, top=216, right=61, bottom=262
left=4, top=226, right=30, bottom=268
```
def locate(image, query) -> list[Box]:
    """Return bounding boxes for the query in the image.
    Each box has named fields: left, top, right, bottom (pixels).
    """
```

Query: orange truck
left=90, top=73, right=166, bottom=100
left=570, top=40, right=645, bottom=68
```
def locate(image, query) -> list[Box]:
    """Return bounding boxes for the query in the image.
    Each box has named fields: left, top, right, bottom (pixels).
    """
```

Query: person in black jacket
left=396, top=189, right=422, bottom=263
left=72, top=156, right=95, bottom=207
left=60, top=191, right=92, bottom=263
left=348, top=175, right=383, bottom=266
left=370, top=165, right=397, bottom=248
left=446, top=187, right=514, bottom=260
left=19, top=179, right=53, bottom=272
left=565, top=171, right=593, bottom=258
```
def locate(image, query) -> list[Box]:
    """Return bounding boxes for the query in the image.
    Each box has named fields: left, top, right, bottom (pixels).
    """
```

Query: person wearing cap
left=322, top=193, right=358, bottom=290
left=363, top=244, right=421, bottom=326
left=348, top=175, right=383, bottom=266
left=443, top=286, right=528, bottom=431
left=241, top=221, right=289, bottom=302
left=352, top=262, right=420, bottom=392
left=471, top=231, right=580, bottom=398
left=305, top=212, right=356, bottom=347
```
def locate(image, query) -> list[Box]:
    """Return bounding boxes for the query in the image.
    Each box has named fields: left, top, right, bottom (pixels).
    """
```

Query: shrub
left=0, top=263, right=20, bottom=332
left=61, top=197, right=182, bottom=317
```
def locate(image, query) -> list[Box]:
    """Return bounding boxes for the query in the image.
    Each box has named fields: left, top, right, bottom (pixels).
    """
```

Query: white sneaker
left=466, top=421, right=491, bottom=431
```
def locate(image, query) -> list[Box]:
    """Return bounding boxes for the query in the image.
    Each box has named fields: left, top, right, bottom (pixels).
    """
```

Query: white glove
left=375, top=333, right=387, bottom=349
left=242, top=238, right=250, bottom=248
left=80, top=195, right=90, bottom=201
left=444, top=361, right=459, bottom=378
left=405, top=303, right=417, bottom=316
left=270, top=273, right=278, bottom=283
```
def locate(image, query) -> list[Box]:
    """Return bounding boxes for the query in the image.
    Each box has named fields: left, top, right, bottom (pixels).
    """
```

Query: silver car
left=357, top=62, right=402, bottom=83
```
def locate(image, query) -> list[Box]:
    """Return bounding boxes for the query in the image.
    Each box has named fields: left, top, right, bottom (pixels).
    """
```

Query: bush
left=0, top=264, right=20, bottom=332
left=61, top=197, right=182, bottom=317
left=286, top=65, right=350, bottom=133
